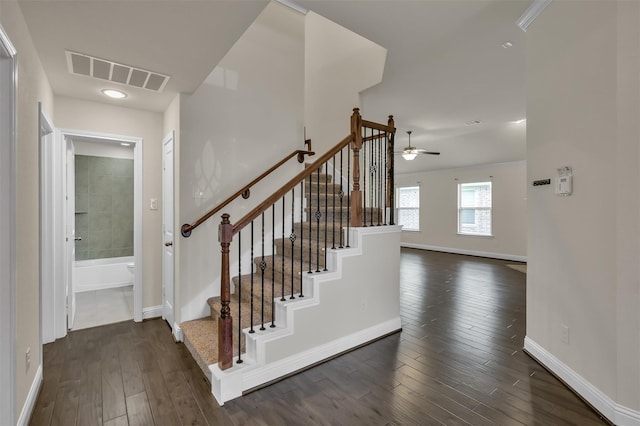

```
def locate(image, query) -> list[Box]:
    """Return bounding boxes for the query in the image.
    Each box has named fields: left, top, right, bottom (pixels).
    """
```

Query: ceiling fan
left=396, top=131, right=440, bottom=160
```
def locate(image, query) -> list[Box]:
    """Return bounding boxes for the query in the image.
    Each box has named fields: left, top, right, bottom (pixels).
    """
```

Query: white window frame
left=457, top=181, right=493, bottom=237
left=396, top=185, right=420, bottom=231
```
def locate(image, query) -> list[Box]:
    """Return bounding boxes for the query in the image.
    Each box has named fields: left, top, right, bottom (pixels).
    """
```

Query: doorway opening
left=56, top=130, right=143, bottom=332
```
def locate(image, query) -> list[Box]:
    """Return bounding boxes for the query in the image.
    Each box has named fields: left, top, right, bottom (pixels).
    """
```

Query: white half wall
left=396, top=161, right=527, bottom=260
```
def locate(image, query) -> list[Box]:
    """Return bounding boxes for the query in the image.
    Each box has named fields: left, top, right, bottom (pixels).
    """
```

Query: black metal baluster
left=308, top=174, right=313, bottom=274
left=363, top=132, right=367, bottom=227
left=237, top=230, right=243, bottom=364
left=260, top=213, right=266, bottom=331
left=249, top=221, right=255, bottom=333
left=271, top=204, right=275, bottom=328
left=332, top=155, right=336, bottom=250
left=339, top=149, right=344, bottom=249
left=370, top=128, right=375, bottom=227
left=346, top=145, right=351, bottom=248
left=324, top=162, right=328, bottom=271
left=378, top=131, right=383, bottom=225
left=282, top=196, right=286, bottom=302
left=389, top=130, right=395, bottom=225
left=289, top=188, right=296, bottom=300
left=299, top=182, right=305, bottom=297
left=296, top=182, right=303, bottom=299
left=376, top=129, right=381, bottom=226
left=383, top=133, right=387, bottom=225
left=315, top=167, right=321, bottom=273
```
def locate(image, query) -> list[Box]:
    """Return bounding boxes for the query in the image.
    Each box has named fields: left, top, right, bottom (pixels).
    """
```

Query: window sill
left=456, top=233, right=494, bottom=239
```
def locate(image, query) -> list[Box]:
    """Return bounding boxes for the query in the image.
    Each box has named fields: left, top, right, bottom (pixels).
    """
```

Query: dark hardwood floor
left=30, top=248, right=608, bottom=425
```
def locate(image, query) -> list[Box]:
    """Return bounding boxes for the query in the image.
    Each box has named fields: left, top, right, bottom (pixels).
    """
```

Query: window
left=458, top=181, right=492, bottom=236
left=397, top=186, right=420, bottom=231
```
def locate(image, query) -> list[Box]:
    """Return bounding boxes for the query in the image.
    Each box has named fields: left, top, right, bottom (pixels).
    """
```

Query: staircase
left=180, top=167, right=347, bottom=381
left=178, top=109, right=402, bottom=404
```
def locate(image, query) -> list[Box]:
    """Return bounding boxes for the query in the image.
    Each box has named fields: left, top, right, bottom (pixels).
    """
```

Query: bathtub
left=74, top=256, right=134, bottom=293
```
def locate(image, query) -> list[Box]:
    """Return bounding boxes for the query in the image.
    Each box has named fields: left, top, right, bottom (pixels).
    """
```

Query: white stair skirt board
left=524, top=337, right=640, bottom=425
left=401, top=242, right=527, bottom=263
left=210, top=225, right=403, bottom=405
left=17, top=364, right=42, bottom=426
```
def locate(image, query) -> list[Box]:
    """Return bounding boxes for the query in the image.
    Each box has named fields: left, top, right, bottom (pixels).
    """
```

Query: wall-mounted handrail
left=231, top=134, right=354, bottom=235
left=181, top=147, right=314, bottom=237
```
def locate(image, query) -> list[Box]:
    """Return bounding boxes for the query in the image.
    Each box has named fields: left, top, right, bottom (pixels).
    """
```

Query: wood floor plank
left=142, top=369, right=181, bottom=425
left=126, top=392, right=154, bottom=426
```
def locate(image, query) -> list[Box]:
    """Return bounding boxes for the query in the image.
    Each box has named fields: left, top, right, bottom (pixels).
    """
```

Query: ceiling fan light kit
left=399, top=130, right=440, bottom=160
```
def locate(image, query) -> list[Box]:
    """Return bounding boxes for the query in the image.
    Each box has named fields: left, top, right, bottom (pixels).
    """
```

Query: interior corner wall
left=304, top=12, right=387, bottom=156
left=0, top=2, right=54, bottom=418
left=395, top=161, right=526, bottom=260
left=179, top=2, right=305, bottom=322
left=526, top=0, right=640, bottom=415
left=54, top=96, right=164, bottom=311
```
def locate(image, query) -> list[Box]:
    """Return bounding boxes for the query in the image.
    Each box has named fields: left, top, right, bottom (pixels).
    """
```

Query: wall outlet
left=25, top=347, right=31, bottom=372
left=360, top=299, right=368, bottom=312
left=149, top=198, right=158, bottom=210
left=561, top=325, right=570, bottom=344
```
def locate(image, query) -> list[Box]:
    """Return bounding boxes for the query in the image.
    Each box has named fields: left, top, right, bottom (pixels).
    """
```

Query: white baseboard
left=17, top=364, right=42, bottom=426
left=524, top=337, right=640, bottom=425
left=401, top=242, right=527, bottom=262
left=142, top=305, right=163, bottom=320
left=172, top=323, right=183, bottom=342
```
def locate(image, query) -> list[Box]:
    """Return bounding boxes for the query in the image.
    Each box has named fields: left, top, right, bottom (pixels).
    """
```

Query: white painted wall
left=54, top=96, right=164, bottom=310
left=526, top=1, right=640, bottom=420
left=0, top=2, right=54, bottom=420
left=179, top=2, right=305, bottom=322
left=396, top=161, right=527, bottom=260
left=304, top=12, right=387, bottom=156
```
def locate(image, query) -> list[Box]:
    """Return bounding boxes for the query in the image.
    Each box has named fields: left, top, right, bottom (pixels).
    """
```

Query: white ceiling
left=18, top=0, right=529, bottom=174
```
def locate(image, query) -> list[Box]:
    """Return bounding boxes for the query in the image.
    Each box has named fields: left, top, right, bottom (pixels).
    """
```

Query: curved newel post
left=350, top=108, right=363, bottom=227
left=218, top=213, right=234, bottom=370
left=387, top=114, right=395, bottom=225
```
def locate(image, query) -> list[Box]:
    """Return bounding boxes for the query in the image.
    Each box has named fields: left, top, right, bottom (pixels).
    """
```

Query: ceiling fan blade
left=418, top=150, right=440, bottom=155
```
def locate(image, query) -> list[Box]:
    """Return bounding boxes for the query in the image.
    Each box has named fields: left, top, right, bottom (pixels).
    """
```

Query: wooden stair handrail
left=230, top=133, right=354, bottom=235
left=181, top=147, right=314, bottom=237
left=217, top=109, right=395, bottom=371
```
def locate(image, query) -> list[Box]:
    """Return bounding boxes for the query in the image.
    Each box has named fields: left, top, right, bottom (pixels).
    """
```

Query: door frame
left=0, top=23, right=17, bottom=425
left=55, top=129, right=144, bottom=324
left=39, top=104, right=58, bottom=345
left=162, top=131, right=179, bottom=339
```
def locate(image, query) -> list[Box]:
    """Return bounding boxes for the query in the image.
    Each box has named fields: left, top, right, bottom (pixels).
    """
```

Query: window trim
left=457, top=181, right=493, bottom=237
left=396, top=185, right=420, bottom=232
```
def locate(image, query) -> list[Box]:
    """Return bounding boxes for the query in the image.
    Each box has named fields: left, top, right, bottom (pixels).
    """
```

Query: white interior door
left=162, top=132, right=175, bottom=329
left=65, top=138, right=76, bottom=329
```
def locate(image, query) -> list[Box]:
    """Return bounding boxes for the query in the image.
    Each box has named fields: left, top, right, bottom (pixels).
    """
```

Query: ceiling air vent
left=66, top=50, right=170, bottom=92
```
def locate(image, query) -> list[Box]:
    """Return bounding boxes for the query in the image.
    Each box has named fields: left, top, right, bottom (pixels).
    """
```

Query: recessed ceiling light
left=513, top=118, right=526, bottom=124
left=120, top=142, right=131, bottom=147
left=501, top=41, right=513, bottom=49
left=465, top=120, right=481, bottom=126
left=102, top=88, right=127, bottom=99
